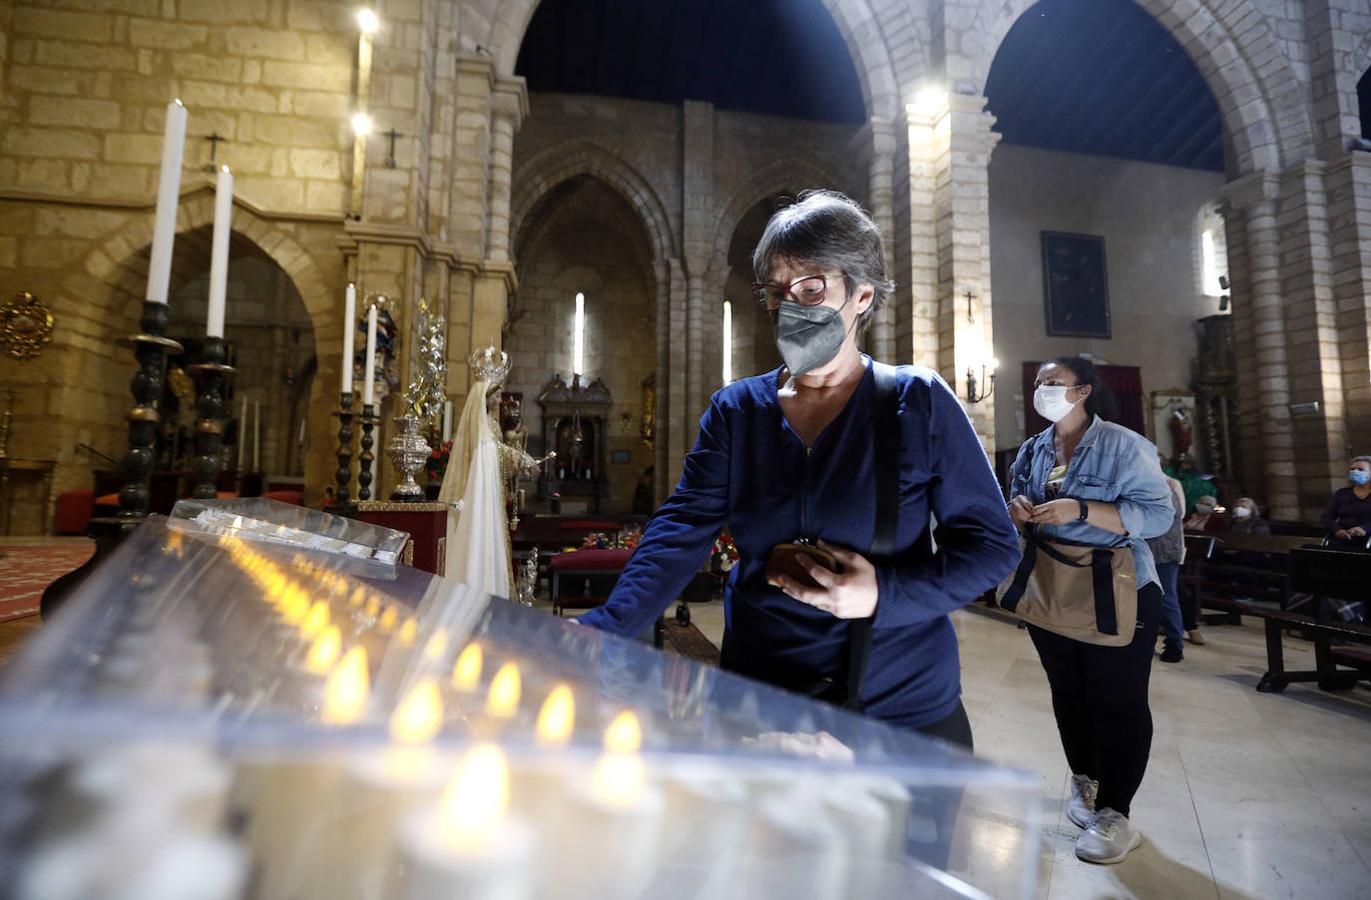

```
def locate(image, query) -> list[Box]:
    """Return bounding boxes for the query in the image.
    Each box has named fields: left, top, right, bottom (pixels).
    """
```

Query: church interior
left=1, top=0, right=1370, bottom=897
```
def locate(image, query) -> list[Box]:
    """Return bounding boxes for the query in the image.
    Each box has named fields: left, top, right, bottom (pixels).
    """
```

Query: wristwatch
left=1076, top=499, right=1090, bottom=522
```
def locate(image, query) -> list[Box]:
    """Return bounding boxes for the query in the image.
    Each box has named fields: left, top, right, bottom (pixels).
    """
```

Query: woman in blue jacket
left=578, top=191, right=1020, bottom=748
left=1008, top=356, right=1174, bottom=865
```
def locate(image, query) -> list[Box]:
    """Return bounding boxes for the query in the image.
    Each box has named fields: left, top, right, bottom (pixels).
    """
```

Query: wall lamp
left=966, top=359, right=998, bottom=404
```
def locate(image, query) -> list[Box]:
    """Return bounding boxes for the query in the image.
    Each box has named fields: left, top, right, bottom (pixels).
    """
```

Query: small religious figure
left=1168, top=406, right=1193, bottom=461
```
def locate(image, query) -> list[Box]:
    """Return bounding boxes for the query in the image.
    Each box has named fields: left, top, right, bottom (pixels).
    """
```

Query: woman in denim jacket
left=1007, top=356, right=1173, bottom=865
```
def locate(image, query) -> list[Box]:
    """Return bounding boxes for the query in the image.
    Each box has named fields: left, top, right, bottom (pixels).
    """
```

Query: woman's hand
left=773, top=540, right=878, bottom=619
left=1335, top=529, right=1352, bottom=541
left=1009, top=495, right=1034, bottom=526
left=1350, top=526, right=1367, bottom=538
left=1029, top=498, right=1081, bottom=526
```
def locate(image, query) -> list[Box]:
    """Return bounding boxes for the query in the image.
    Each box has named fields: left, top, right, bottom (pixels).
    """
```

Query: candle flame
left=305, top=625, right=341, bottom=674
left=165, top=531, right=184, bottom=559
left=364, top=596, right=381, bottom=618
left=423, top=630, right=449, bottom=661
left=451, top=643, right=483, bottom=692
left=349, top=587, right=367, bottom=608
left=378, top=606, right=399, bottom=633
left=299, top=600, right=330, bottom=640
left=590, top=752, right=648, bottom=810
left=396, top=616, right=418, bottom=645
left=603, top=710, right=643, bottom=753
left=439, top=745, right=509, bottom=853
left=322, top=646, right=370, bottom=724
left=485, top=662, right=521, bottom=719
left=389, top=678, right=444, bottom=745
left=536, top=685, right=575, bottom=746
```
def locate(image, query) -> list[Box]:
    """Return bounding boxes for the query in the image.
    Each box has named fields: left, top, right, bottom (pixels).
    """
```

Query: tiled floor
left=689, top=599, right=1371, bottom=899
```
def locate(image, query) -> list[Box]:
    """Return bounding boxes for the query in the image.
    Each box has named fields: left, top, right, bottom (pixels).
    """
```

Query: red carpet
left=0, top=543, right=94, bottom=622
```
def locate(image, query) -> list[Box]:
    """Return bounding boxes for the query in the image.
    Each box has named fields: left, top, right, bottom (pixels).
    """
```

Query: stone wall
left=988, top=144, right=1228, bottom=449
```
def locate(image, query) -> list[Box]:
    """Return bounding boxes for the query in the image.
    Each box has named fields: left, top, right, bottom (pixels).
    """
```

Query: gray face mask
left=774, top=295, right=854, bottom=376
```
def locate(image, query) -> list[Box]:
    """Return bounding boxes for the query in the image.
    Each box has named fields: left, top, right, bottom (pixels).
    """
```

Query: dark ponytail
left=1045, top=355, right=1116, bottom=422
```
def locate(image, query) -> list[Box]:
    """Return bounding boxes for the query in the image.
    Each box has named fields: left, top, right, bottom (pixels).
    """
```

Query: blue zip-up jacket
left=1007, top=415, right=1174, bottom=589
left=578, top=358, right=1021, bottom=727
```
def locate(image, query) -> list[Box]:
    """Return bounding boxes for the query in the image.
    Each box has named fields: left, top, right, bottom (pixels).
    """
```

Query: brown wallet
left=765, top=542, right=842, bottom=590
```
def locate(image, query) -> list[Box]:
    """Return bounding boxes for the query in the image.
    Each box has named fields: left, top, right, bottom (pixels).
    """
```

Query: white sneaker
left=1075, top=807, right=1142, bottom=864
left=1067, top=774, right=1098, bottom=829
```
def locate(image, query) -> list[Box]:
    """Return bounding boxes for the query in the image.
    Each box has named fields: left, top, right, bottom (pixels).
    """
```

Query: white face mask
left=1233, top=506, right=1252, bottom=519
left=1034, top=385, right=1078, bottom=423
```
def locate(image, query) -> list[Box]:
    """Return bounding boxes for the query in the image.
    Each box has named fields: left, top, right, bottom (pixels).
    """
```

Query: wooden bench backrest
left=1215, top=533, right=1317, bottom=555
left=1288, top=547, right=1371, bottom=599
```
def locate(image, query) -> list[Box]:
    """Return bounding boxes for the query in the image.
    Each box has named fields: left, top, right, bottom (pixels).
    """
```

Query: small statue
left=516, top=547, right=539, bottom=607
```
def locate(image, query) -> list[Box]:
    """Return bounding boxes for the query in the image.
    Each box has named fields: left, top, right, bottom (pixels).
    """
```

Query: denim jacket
left=1007, top=416, right=1174, bottom=589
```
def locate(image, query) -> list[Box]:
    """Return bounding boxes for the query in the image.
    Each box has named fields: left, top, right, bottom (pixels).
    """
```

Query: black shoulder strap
left=842, top=360, right=899, bottom=711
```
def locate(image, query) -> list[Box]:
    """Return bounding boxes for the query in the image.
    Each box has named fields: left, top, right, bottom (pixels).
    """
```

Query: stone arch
left=968, top=0, right=1314, bottom=174
left=710, top=156, right=855, bottom=268
left=511, top=139, right=676, bottom=265
left=476, top=0, right=912, bottom=122
left=64, top=188, right=337, bottom=348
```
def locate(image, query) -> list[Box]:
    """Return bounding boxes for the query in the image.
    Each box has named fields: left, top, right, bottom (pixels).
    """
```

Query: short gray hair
left=752, top=190, right=895, bottom=334
left=1353, top=455, right=1371, bottom=466
left=1237, top=497, right=1260, bottom=516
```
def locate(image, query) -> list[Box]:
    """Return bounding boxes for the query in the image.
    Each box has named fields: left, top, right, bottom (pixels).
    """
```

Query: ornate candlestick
left=333, top=391, right=355, bottom=511
left=386, top=415, right=429, bottom=501
left=43, top=300, right=183, bottom=618
left=358, top=403, right=376, bottom=501
left=186, top=336, right=235, bottom=500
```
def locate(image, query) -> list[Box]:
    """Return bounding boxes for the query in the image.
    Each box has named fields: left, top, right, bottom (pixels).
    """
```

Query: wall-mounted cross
left=202, top=132, right=228, bottom=172
left=383, top=128, right=404, bottom=169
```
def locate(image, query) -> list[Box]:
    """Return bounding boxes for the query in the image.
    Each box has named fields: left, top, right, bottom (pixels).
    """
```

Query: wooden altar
left=537, top=374, right=612, bottom=514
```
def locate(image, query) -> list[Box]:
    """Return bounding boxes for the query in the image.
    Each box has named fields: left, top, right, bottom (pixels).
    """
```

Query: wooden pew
left=1250, top=547, right=1371, bottom=693
left=1183, top=531, right=1320, bottom=623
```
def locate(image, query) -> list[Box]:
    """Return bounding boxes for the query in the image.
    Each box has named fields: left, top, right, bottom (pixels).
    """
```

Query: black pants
left=1180, top=578, right=1200, bottom=631
left=912, top=699, right=973, bottom=753
left=1028, top=582, right=1162, bottom=817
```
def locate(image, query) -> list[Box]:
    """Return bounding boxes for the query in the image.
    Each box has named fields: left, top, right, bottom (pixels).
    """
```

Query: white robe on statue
left=438, top=380, right=511, bottom=599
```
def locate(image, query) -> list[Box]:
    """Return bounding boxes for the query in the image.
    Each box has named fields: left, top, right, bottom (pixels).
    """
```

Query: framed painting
left=1041, top=231, right=1110, bottom=338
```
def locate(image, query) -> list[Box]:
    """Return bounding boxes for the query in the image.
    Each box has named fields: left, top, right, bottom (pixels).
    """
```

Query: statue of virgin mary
left=439, top=345, right=539, bottom=598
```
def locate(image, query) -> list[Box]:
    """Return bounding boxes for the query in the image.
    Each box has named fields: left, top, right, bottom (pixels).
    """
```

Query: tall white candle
left=206, top=166, right=233, bottom=337
left=442, top=400, right=452, bottom=443
left=147, top=99, right=188, bottom=304
left=239, top=395, right=248, bottom=471
left=342, top=283, right=357, bottom=395
left=253, top=401, right=261, bottom=472
left=298, top=418, right=306, bottom=445
left=363, top=304, right=378, bottom=406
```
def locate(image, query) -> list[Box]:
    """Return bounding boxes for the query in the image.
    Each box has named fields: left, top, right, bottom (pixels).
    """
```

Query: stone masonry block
left=171, top=54, right=243, bottom=83
left=261, top=61, right=353, bottom=93
left=127, top=18, right=209, bottom=50
left=33, top=40, right=135, bottom=72
left=224, top=27, right=306, bottom=61
left=13, top=7, right=113, bottom=43
left=5, top=126, right=99, bottom=160
left=177, top=0, right=270, bottom=24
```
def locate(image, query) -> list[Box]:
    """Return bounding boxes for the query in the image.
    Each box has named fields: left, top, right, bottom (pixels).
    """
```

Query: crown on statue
left=469, top=344, right=511, bottom=385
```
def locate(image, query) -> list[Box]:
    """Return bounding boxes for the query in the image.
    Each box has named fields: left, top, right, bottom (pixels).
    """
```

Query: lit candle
left=451, top=643, right=482, bottom=693
left=147, top=99, right=187, bottom=304
left=206, top=166, right=233, bottom=337
left=552, top=711, right=664, bottom=900
left=508, top=684, right=576, bottom=825
left=743, top=782, right=847, bottom=900
left=363, top=304, right=378, bottom=406
left=485, top=662, right=521, bottom=719
left=252, top=401, right=261, bottom=472
left=342, top=283, right=357, bottom=396
left=388, top=745, right=535, bottom=900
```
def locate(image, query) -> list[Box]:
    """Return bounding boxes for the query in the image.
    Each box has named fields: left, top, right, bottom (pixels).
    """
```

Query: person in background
left=1183, top=495, right=1226, bottom=533
left=1322, top=456, right=1371, bottom=548
left=1147, top=455, right=1187, bottom=663
left=1007, top=356, right=1173, bottom=865
left=1227, top=497, right=1270, bottom=535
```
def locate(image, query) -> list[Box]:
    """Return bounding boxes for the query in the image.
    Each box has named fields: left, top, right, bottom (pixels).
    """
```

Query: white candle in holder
left=363, top=304, right=378, bottom=406
left=342, top=283, right=356, bottom=395
left=205, top=166, right=233, bottom=338
left=147, top=99, right=187, bottom=304
left=252, top=401, right=261, bottom=472
left=389, top=745, right=535, bottom=900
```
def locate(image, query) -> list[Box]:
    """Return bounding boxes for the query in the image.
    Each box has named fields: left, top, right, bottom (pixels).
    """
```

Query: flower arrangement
left=710, top=531, right=739, bottom=573
left=424, top=439, right=453, bottom=484
left=579, top=526, right=643, bottom=552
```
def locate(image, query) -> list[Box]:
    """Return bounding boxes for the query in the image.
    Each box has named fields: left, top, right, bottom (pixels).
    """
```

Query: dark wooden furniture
left=354, top=501, right=448, bottom=575
left=1183, top=531, right=1319, bottom=623
left=0, top=457, right=56, bottom=535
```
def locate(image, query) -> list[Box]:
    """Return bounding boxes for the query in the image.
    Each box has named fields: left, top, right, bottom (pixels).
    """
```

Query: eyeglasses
left=751, top=275, right=832, bottom=311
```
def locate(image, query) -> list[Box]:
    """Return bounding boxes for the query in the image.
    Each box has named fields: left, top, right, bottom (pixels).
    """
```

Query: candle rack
left=42, top=300, right=183, bottom=618
left=333, top=391, right=355, bottom=512
left=357, top=403, right=376, bottom=501
left=186, top=336, right=235, bottom=500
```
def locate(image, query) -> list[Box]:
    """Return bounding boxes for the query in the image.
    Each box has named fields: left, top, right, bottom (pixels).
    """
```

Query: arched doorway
left=985, top=0, right=1230, bottom=467
left=509, top=174, right=659, bottom=515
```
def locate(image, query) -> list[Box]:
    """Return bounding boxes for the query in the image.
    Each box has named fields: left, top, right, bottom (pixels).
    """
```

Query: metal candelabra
left=116, top=301, right=184, bottom=518
left=333, top=391, right=355, bottom=510
left=43, top=300, right=183, bottom=618
left=358, top=403, right=376, bottom=501
left=187, top=335, right=235, bottom=499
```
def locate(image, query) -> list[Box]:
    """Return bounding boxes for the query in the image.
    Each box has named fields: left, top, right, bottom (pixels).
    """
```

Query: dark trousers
left=1028, top=582, right=1162, bottom=817
left=913, top=699, right=973, bottom=752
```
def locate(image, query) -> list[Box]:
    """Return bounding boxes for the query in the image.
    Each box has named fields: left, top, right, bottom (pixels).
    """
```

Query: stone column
left=854, top=118, right=899, bottom=361
left=681, top=101, right=715, bottom=451
left=485, top=78, right=527, bottom=263
left=925, top=92, right=1000, bottom=448
left=665, top=258, right=689, bottom=487
left=1221, top=172, right=1299, bottom=518
left=1326, top=153, right=1371, bottom=456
